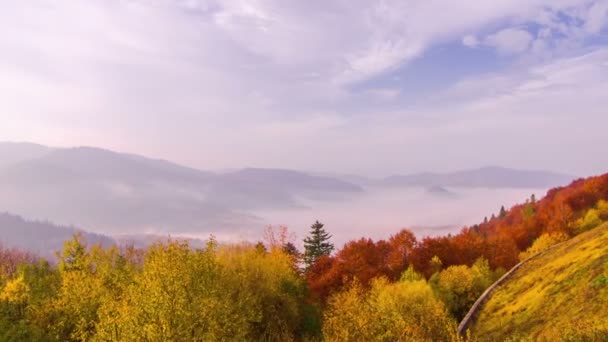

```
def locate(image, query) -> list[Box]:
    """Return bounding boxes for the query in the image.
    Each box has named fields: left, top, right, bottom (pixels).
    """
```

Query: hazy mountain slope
left=0, top=142, right=53, bottom=169
left=208, top=168, right=363, bottom=209
left=0, top=144, right=363, bottom=235
left=0, top=212, right=115, bottom=258
left=469, top=223, right=608, bottom=340
left=222, top=168, right=362, bottom=192
left=0, top=146, right=214, bottom=186
left=383, top=166, right=574, bottom=188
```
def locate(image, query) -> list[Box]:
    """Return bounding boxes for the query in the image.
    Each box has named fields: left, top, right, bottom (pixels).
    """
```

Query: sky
left=1, top=0, right=608, bottom=177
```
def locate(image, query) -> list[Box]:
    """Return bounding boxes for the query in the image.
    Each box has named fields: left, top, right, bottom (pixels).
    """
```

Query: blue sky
left=1, top=0, right=608, bottom=177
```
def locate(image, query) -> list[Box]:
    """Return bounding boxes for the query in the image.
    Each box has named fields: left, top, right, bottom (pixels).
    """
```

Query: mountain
left=0, top=143, right=362, bottom=235
left=208, top=168, right=363, bottom=209
left=468, top=223, right=608, bottom=340
left=0, top=146, right=214, bottom=186
left=0, top=212, right=213, bottom=259
left=0, top=142, right=52, bottom=169
left=382, top=166, right=575, bottom=188
left=0, top=212, right=115, bottom=259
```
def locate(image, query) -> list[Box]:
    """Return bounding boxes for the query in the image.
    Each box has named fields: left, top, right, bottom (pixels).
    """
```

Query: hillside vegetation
left=1, top=172, right=607, bottom=341
left=470, top=223, right=608, bottom=341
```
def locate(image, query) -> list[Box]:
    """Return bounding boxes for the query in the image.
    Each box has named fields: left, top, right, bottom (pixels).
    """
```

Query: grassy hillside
left=470, top=223, right=608, bottom=341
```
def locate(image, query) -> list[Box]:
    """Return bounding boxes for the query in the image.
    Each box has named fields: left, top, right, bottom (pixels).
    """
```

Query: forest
left=1, top=173, right=608, bottom=341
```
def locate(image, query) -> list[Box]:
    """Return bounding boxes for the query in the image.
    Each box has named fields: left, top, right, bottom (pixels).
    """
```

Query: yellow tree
left=430, top=258, right=496, bottom=320
left=323, top=274, right=459, bottom=341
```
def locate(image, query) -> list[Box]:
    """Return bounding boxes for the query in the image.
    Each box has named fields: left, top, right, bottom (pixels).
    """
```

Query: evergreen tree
left=282, top=242, right=302, bottom=272
left=303, top=221, right=334, bottom=269
left=282, top=242, right=301, bottom=259
left=499, top=205, right=507, bottom=219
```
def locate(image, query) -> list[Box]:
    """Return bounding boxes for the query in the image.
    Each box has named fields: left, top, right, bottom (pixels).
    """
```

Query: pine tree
left=282, top=242, right=301, bottom=259
left=499, top=205, right=507, bottom=219
left=303, top=220, right=334, bottom=269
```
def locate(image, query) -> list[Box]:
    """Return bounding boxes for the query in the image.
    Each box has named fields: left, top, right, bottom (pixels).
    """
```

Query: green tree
left=303, top=221, right=334, bottom=269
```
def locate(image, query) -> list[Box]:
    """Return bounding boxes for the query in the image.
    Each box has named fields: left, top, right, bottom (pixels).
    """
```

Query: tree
left=303, top=221, right=334, bottom=269
left=282, top=242, right=302, bottom=272
left=430, top=258, right=496, bottom=320
left=499, top=205, right=507, bottom=219
left=282, top=242, right=300, bottom=258
left=322, top=277, right=459, bottom=341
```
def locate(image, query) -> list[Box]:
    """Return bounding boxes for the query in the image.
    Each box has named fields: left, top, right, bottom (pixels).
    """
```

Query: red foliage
left=306, top=173, right=608, bottom=302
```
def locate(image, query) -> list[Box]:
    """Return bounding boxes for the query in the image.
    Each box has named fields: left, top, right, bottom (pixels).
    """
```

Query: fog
left=0, top=143, right=560, bottom=250
left=201, top=186, right=548, bottom=248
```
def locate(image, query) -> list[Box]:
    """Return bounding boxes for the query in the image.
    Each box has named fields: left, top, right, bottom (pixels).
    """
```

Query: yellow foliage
left=438, top=265, right=474, bottom=296
left=518, top=232, right=568, bottom=261
left=575, top=200, right=608, bottom=234
left=323, top=277, right=459, bottom=341
left=93, top=240, right=307, bottom=342
left=431, top=258, right=495, bottom=320
left=471, top=223, right=608, bottom=341
left=0, top=274, right=30, bottom=305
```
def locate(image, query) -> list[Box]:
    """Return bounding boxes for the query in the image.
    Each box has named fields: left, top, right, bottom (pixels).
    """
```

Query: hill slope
left=0, top=142, right=52, bottom=169
left=0, top=212, right=115, bottom=259
left=469, top=223, right=608, bottom=341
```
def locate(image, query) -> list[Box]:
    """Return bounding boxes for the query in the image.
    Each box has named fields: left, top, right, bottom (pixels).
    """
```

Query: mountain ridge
left=382, top=166, right=575, bottom=188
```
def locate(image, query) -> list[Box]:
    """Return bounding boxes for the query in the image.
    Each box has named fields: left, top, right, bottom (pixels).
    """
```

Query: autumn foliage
left=306, top=173, right=608, bottom=300
left=0, top=172, right=607, bottom=341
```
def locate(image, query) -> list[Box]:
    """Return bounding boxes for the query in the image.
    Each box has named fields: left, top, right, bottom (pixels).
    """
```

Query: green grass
left=470, top=223, right=608, bottom=341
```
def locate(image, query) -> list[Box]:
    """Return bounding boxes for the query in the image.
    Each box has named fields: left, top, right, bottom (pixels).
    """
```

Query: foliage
left=322, top=276, right=460, bottom=342
left=518, top=232, right=568, bottom=261
left=1, top=172, right=608, bottom=340
left=430, top=258, right=497, bottom=320
left=0, top=236, right=317, bottom=341
left=575, top=200, right=608, bottom=234
left=307, top=173, right=608, bottom=299
left=470, top=223, right=608, bottom=341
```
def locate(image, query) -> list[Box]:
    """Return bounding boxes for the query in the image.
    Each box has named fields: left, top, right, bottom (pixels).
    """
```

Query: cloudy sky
left=1, top=0, right=607, bottom=177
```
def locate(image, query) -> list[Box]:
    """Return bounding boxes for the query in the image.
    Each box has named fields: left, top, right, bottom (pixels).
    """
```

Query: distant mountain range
left=381, top=166, right=574, bottom=188
left=0, top=142, right=362, bottom=236
left=0, top=142, right=577, bottom=238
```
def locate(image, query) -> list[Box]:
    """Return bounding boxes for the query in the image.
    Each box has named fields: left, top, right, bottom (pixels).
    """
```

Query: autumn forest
left=1, top=173, right=608, bottom=341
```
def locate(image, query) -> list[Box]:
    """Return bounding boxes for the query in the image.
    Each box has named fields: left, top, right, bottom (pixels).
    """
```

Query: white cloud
left=462, top=34, right=480, bottom=47
left=585, top=0, right=608, bottom=33
left=485, top=28, right=534, bottom=55
left=1, top=0, right=608, bottom=176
